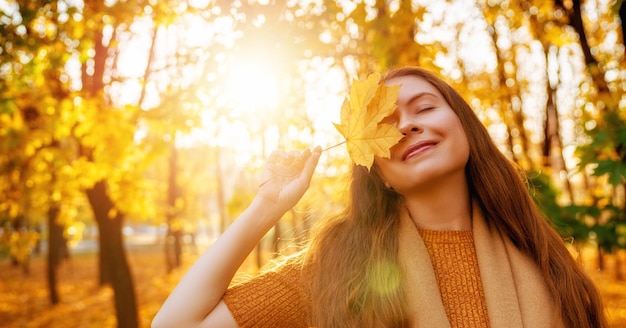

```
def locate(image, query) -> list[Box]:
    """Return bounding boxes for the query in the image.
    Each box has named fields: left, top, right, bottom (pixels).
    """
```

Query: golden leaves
left=333, top=73, right=402, bottom=170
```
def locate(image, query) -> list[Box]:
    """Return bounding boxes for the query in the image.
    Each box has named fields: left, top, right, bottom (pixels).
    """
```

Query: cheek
left=374, top=158, right=397, bottom=182
left=389, top=144, right=404, bottom=160
left=377, top=160, right=409, bottom=187
left=449, top=119, right=469, bottom=146
left=454, top=131, right=471, bottom=162
left=374, top=157, right=391, bottom=174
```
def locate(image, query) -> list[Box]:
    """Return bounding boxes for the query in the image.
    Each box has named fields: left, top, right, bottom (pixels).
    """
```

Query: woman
left=152, top=66, right=607, bottom=328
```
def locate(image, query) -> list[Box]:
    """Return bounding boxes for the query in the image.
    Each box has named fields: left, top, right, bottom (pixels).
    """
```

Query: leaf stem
left=323, top=140, right=346, bottom=152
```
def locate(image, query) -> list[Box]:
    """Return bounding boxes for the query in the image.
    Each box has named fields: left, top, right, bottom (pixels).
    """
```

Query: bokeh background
left=1, top=0, right=625, bottom=327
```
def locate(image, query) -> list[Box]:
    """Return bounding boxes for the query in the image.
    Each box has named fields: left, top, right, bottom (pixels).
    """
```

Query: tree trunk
left=79, top=14, right=138, bottom=328
left=165, top=145, right=183, bottom=273
left=12, top=218, right=31, bottom=276
left=542, top=46, right=574, bottom=203
left=597, top=244, right=605, bottom=271
left=487, top=15, right=532, bottom=168
left=47, top=204, right=64, bottom=305
left=619, top=1, right=626, bottom=55
left=562, top=0, right=611, bottom=95
left=85, top=181, right=139, bottom=328
left=215, top=147, right=229, bottom=233
left=165, top=228, right=183, bottom=274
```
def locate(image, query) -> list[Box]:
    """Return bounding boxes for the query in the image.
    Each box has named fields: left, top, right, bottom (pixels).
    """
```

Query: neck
left=402, top=171, right=472, bottom=231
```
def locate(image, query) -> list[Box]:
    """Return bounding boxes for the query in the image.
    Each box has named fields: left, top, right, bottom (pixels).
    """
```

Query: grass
left=1, top=244, right=625, bottom=327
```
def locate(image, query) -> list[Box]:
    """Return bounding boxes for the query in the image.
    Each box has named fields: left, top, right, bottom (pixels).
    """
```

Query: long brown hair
left=304, top=66, right=607, bottom=327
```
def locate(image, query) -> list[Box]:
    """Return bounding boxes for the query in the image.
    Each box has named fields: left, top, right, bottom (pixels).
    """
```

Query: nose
left=397, top=113, right=421, bottom=135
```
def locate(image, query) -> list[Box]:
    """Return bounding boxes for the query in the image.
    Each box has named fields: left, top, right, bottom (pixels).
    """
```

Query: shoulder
left=223, top=255, right=313, bottom=328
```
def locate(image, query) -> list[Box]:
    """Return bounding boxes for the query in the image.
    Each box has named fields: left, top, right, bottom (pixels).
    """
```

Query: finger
left=281, top=150, right=301, bottom=167
left=292, top=149, right=310, bottom=168
left=266, top=148, right=314, bottom=176
left=287, top=150, right=301, bottom=157
left=300, top=146, right=321, bottom=182
left=267, top=150, right=286, bottom=164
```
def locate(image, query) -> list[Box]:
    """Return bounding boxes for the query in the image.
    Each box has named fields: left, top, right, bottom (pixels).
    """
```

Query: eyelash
left=416, top=106, right=435, bottom=113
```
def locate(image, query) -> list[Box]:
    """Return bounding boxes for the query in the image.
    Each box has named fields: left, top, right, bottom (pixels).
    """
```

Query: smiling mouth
left=402, top=141, right=437, bottom=161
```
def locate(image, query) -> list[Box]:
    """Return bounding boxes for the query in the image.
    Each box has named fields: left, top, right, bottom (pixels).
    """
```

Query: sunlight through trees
left=0, top=0, right=625, bottom=326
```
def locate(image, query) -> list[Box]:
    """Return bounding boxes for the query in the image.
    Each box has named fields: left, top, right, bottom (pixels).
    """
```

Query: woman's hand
left=256, top=146, right=322, bottom=214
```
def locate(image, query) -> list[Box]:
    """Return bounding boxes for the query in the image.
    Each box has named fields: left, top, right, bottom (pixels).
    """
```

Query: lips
left=402, top=140, right=438, bottom=161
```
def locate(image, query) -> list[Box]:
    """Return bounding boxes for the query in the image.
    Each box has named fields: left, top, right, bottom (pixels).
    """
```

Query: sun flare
left=221, top=56, right=281, bottom=116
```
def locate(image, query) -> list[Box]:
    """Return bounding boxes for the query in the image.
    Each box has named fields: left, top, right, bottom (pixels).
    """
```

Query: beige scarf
left=398, top=202, right=564, bottom=328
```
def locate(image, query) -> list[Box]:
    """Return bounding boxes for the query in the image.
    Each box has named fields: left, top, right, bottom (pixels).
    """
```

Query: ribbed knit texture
left=223, top=231, right=490, bottom=327
left=223, top=263, right=311, bottom=328
left=418, top=228, right=490, bottom=328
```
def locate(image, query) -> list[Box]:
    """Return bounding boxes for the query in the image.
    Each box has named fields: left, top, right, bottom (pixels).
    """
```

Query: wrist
left=247, top=196, right=288, bottom=228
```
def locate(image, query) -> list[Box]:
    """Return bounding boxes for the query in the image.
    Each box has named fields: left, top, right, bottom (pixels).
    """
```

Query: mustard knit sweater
left=223, top=229, right=489, bottom=327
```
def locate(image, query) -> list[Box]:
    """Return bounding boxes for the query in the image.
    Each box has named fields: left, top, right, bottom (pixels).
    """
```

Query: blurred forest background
left=1, top=0, right=625, bottom=327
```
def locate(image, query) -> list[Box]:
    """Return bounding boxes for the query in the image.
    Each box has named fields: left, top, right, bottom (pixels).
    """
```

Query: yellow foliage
left=333, top=73, right=403, bottom=170
left=8, top=230, right=40, bottom=264
left=107, top=208, right=118, bottom=219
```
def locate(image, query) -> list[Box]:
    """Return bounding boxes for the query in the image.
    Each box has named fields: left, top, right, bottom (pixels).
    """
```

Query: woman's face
left=375, top=75, right=470, bottom=195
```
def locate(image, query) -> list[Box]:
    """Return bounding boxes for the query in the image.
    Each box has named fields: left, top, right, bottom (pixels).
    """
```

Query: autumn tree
left=0, top=0, right=84, bottom=303
left=558, top=0, right=626, bottom=270
left=0, top=0, right=212, bottom=325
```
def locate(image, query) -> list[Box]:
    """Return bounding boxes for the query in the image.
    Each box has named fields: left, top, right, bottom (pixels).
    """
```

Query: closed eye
left=416, top=106, right=435, bottom=113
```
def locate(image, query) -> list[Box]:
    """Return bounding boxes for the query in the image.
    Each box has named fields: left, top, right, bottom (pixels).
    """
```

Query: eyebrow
left=404, top=92, right=439, bottom=106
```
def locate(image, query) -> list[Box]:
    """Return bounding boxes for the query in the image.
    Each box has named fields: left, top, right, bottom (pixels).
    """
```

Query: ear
left=384, top=181, right=391, bottom=189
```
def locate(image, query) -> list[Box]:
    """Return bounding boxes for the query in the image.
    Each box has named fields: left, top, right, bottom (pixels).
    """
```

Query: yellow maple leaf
left=333, top=73, right=403, bottom=170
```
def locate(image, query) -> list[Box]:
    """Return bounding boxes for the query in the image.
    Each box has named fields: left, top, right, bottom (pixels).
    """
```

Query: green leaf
left=592, top=160, right=626, bottom=186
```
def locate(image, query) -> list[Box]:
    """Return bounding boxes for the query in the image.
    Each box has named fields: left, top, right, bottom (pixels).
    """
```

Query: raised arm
left=151, top=147, right=322, bottom=328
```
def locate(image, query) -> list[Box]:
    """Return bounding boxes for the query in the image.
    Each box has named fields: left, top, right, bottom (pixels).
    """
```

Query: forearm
left=152, top=197, right=284, bottom=327
left=153, top=147, right=321, bottom=328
